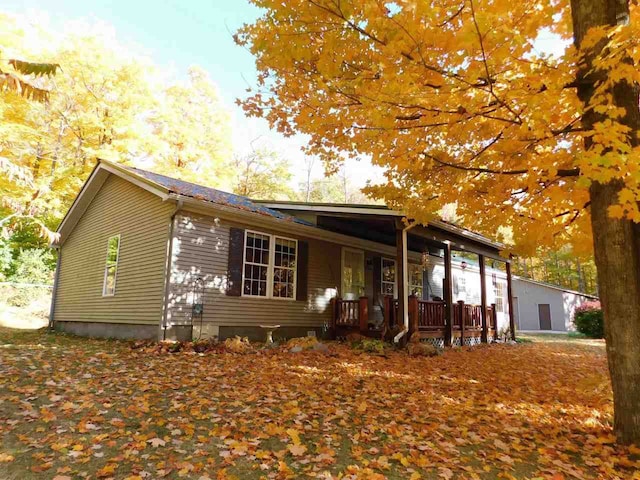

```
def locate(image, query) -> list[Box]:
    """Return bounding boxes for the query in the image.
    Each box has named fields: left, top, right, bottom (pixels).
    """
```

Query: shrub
left=573, top=301, right=604, bottom=338
left=9, top=248, right=55, bottom=284
left=0, top=240, right=12, bottom=281
left=0, top=283, right=50, bottom=308
left=355, top=338, right=386, bottom=354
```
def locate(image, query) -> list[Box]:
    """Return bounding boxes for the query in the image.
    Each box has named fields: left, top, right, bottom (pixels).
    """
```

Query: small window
left=409, top=264, right=424, bottom=298
left=102, top=235, right=120, bottom=296
left=242, top=230, right=297, bottom=299
left=493, top=274, right=505, bottom=313
left=381, top=258, right=396, bottom=296
left=273, top=237, right=297, bottom=299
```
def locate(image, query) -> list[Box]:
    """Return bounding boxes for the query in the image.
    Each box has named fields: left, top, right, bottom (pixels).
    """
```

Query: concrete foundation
left=55, top=321, right=324, bottom=343
left=55, top=321, right=157, bottom=340
left=219, top=325, right=323, bottom=342
left=162, top=324, right=195, bottom=342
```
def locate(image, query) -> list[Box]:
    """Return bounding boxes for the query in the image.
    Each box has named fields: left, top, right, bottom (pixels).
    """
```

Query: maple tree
left=236, top=0, right=640, bottom=443
left=0, top=14, right=232, bottom=242
left=1, top=328, right=639, bottom=479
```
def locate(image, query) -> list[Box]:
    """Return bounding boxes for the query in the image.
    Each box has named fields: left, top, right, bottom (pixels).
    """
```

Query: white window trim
left=341, top=247, right=365, bottom=299
left=102, top=234, right=121, bottom=297
left=241, top=229, right=298, bottom=301
left=381, top=257, right=397, bottom=297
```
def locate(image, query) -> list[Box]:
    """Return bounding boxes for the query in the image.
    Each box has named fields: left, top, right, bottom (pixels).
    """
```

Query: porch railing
left=330, top=295, right=498, bottom=343
left=330, top=297, right=368, bottom=333
left=453, top=302, right=483, bottom=331
left=416, top=300, right=446, bottom=331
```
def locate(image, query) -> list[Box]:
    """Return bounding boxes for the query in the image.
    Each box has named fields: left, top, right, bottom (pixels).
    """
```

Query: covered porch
left=256, top=201, right=516, bottom=347
left=327, top=217, right=515, bottom=346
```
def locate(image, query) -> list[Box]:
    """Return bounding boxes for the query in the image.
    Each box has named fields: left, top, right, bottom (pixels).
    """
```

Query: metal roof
left=114, top=163, right=313, bottom=226
left=93, top=161, right=502, bottom=249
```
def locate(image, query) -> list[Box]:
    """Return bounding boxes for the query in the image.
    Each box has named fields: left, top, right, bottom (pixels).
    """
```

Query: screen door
left=342, top=248, right=365, bottom=300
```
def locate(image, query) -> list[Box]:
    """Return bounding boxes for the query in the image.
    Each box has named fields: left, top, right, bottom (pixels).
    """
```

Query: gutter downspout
left=48, top=247, right=61, bottom=331
left=394, top=221, right=416, bottom=344
left=161, top=198, right=183, bottom=341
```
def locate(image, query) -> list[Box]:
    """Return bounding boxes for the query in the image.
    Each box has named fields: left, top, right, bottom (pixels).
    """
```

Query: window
left=408, top=264, right=424, bottom=298
left=456, top=273, right=467, bottom=301
left=381, top=258, right=396, bottom=296
left=242, top=230, right=297, bottom=299
left=493, top=274, right=505, bottom=312
left=273, top=237, right=297, bottom=298
left=243, top=232, right=270, bottom=297
left=102, top=235, right=120, bottom=296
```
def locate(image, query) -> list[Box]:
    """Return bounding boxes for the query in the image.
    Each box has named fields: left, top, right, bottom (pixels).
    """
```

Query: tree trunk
left=571, top=0, right=640, bottom=444
left=590, top=181, right=640, bottom=443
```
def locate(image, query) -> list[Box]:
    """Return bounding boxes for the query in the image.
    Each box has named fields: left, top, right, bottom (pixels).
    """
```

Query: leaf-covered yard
left=0, top=329, right=638, bottom=480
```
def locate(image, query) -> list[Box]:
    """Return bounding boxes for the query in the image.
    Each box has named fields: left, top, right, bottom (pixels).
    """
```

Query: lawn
left=0, top=328, right=638, bottom=480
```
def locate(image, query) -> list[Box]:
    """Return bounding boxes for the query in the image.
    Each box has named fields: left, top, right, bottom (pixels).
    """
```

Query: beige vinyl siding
left=166, top=212, right=342, bottom=328
left=54, top=174, right=173, bottom=324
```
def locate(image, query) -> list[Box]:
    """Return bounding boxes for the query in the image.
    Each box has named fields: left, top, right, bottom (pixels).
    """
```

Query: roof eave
left=255, top=201, right=503, bottom=250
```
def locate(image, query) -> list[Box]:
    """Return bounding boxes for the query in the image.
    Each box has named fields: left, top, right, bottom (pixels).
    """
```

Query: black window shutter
left=372, top=255, right=382, bottom=300
left=227, top=227, right=245, bottom=296
left=296, top=240, right=309, bottom=301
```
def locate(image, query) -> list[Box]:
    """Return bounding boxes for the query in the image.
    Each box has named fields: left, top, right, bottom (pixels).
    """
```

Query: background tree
left=302, top=156, right=317, bottom=202
left=0, top=14, right=233, bottom=278
left=513, top=249, right=599, bottom=296
left=233, top=147, right=295, bottom=199
left=303, top=166, right=373, bottom=203
left=237, top=0, right=640, bottom=442
left=150, top=66, right=233, bottom=189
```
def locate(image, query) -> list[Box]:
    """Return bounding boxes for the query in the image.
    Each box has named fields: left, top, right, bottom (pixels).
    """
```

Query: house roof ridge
left=101, top=160, right=312, bottom=226
left=100, top=160, right=501, bottom=249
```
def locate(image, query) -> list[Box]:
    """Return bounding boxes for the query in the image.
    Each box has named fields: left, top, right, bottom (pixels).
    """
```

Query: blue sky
left=4, top=0, right=377, bottom=186
left=5, top=0, right=260, bottom=112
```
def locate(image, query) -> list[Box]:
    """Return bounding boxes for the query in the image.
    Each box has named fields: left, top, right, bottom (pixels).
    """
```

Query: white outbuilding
left=511, top=277, right=598, bottom=332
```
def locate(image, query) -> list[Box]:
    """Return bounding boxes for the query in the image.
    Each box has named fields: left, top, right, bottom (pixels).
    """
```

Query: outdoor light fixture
left=421, top=252, right=431, bottom=268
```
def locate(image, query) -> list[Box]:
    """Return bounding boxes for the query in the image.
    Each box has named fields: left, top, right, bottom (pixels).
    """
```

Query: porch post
left=395, top=227, right=406, bottom=334
left=443, top=242, right=454, bottom=347
left=383, top=295, right=391, bottom=334
left=479, top=254, right=488, bottom=343
left=506, top=259, right=516, bottom=341
left=458, top=300, right=465, bottom=346
left=492, top=303, right=498, bottom=341
left=358, top=296, right=369, bottom=334
left=408, top=294, right=419, bottom=337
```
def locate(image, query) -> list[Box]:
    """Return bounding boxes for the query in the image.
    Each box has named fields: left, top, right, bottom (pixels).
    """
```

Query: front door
left=538, top=304, right=552, bottom=330
left=342, top=248, right=365, bottom=300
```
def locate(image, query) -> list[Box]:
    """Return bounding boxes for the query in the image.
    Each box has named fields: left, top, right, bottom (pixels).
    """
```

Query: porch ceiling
left=255, top=201, right=504, bottom=256
left=314, top=215, right=502, bottom=259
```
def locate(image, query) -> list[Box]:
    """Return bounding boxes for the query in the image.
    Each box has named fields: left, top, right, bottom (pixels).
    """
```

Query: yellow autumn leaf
left=288, top=444, right=307, bottom=456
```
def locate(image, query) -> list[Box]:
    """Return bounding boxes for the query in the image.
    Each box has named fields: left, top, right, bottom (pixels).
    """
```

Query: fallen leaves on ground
left=0, top=328, right=638, bottom=479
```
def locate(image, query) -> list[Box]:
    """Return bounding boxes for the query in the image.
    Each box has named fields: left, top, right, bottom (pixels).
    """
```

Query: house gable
left=53, top=173, right=174, bottom=334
